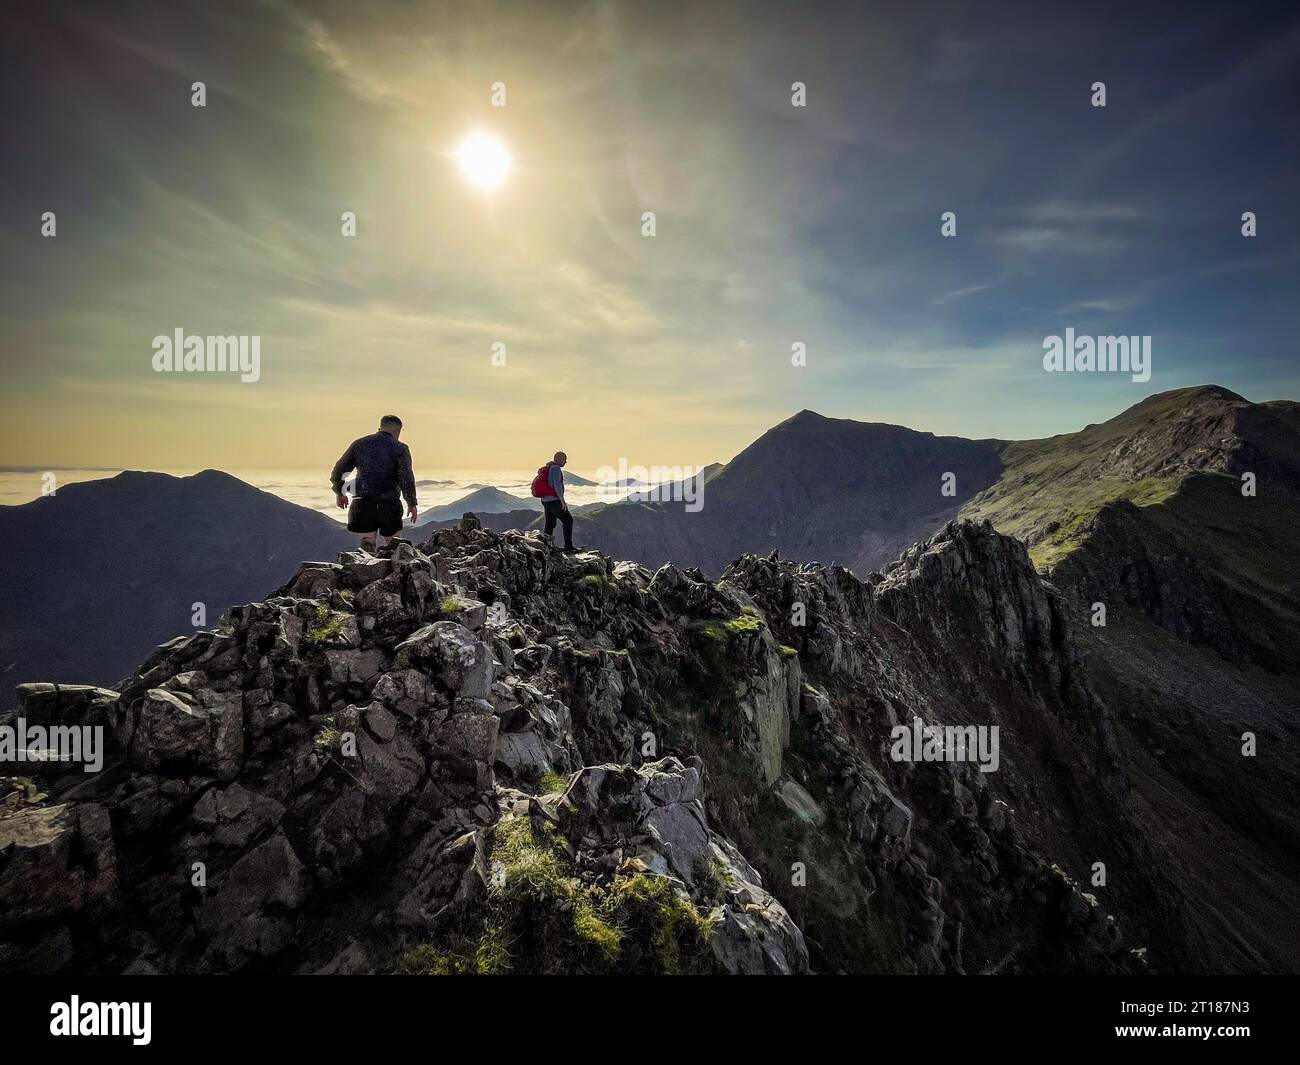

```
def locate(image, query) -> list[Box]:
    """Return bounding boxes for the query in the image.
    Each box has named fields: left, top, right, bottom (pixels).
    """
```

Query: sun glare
left=454, top=131, right=512, bottom=191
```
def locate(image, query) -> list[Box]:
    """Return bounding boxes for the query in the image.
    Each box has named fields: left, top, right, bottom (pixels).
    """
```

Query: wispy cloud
left=1057, top=294, right=1147, bottom=313
left=930, top=280, right=1004, bottom=306
left=1022, top=202, right=1147, bottom=224
left=992, top=201, right=1145, bottom=258
left=994, top=227, right=1128, bottom=256
left=290, top=9, right=403, bottom=106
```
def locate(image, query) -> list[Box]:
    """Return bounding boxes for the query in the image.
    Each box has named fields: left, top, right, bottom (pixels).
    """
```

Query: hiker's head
left=379, top=414, right=403, bottom=438
left=553, top=451, right=567, bottom=467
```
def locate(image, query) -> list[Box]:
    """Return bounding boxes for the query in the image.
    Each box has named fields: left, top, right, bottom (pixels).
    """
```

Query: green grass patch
left=1078, top=473, right=1300, bottom=667
left=698, top=615, right=763, bottom=642
left=305, top=606, right=346, bottom=647
left=994, top=475, right=1180, bottom=571
left=398, top=816, right=719, bottom=975
left=538, top=772, right=570, bottom=795
left=312, top=724, right=340, bottom=753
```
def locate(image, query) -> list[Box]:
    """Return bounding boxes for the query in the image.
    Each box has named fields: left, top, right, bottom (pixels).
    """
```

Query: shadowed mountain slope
left=438, top=411, right=1006, bottom=576
left=0, top=471, right=354, bottom=688
left=958, top=386, right=1300, bottom=975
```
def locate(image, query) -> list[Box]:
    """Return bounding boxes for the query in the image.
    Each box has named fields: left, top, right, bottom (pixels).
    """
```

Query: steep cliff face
left=957, top=387, right=1300, bottom=975
left=0, top=518, right=1211, bottom=975
left=1049, top=475, right=1300, bottom=677
left=1044, top=477, right=1300, bottom=974
left=720, top=522, right=1192, bottom=973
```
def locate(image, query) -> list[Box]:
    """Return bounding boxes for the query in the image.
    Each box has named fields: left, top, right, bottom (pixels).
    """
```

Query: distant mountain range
left=456, top=385, right=1300, bottom=585
left=575, top=413, right=1006, bottom=573
left=439, top=409, right=1008, bottom=571
left=11, top=387, right=1296, bottom=695
left=413, top=485, right=540, bottom=526
left=418, top=469, right=727, bottom=528
left=0, top=470, right=354, bottom=686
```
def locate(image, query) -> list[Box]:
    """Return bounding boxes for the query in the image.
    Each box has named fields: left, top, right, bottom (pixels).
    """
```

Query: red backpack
left=529, top=464, right=552, bottom=498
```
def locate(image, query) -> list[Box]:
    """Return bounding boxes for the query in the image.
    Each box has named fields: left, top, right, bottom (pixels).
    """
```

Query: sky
left=1, top=0, right=1298, bottom=474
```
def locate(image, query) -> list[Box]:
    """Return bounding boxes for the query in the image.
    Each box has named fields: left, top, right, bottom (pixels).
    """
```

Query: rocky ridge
left=1, top=516, right=1181, bottom=974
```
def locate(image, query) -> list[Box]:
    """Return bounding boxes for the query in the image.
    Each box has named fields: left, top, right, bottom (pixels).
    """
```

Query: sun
left=453, top=132, right=512, bottom=191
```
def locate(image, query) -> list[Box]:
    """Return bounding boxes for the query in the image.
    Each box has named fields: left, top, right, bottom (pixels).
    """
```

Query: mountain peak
left=1127, top=384, right=1249, bottom=412
left=780, top=409, right=829, bottom=427
left=189, top=468, right=246, bottom=485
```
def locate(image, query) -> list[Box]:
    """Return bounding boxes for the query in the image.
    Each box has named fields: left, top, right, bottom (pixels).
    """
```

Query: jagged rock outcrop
left=1, top=518, right=1179, bottom=974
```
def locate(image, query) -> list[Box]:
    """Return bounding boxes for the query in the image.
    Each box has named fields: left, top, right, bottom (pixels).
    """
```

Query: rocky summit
left=0, top=515, right=1229, bottom=974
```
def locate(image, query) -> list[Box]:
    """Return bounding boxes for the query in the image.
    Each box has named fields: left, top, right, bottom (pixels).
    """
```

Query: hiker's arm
left=330, top=443, right=354, bottom=507
left=398, top=445, right=418, bottom=520
left=550, top=464, right=566, bottom=505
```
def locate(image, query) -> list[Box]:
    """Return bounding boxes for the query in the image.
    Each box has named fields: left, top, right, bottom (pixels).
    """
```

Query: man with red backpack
left=530, top=451, right=578, bottom=554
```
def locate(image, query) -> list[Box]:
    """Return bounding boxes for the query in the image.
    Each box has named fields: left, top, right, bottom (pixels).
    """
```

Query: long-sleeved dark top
left=330, top=431, right=416, bottom=506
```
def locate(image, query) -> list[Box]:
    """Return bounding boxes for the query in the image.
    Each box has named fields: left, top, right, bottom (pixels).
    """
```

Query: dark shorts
left=347, top=495, right=404, bottom=536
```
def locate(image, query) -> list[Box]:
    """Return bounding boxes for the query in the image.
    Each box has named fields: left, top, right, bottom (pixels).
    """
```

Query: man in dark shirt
left=330, top=415, right=418, bottom=551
